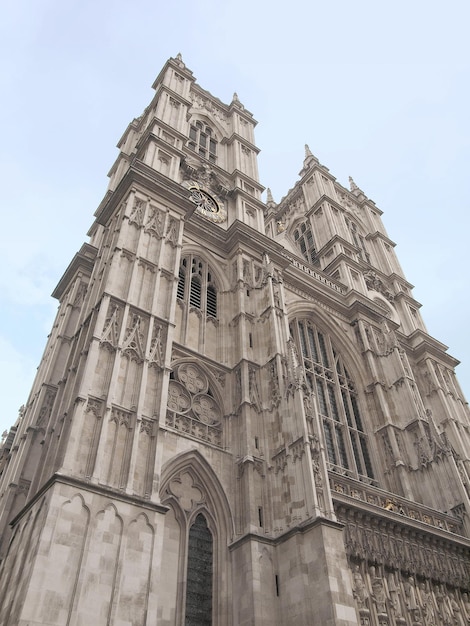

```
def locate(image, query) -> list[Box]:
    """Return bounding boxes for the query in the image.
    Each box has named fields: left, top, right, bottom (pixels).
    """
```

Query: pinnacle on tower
left=299, top=143, right=319, bottom=175
left=266, top=187, right=276, bottom=206
left=349, top=175, right=364, bottom=195
left=230, top=92, right=244, bottom=109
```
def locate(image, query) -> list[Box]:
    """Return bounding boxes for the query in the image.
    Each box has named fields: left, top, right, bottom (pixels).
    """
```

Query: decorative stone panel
left=165, top=363, right=222, bottom=447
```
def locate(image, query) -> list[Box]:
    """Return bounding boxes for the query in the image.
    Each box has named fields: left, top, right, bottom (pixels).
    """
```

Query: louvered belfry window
left=188, top=121, right=217, bottom=163
left=177, top=255, right=218, bottom=319
left=293, top=319, right=374, bottom=480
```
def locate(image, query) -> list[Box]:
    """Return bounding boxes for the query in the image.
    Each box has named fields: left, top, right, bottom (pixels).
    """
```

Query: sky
left=1, top=1, right=469, bottom=436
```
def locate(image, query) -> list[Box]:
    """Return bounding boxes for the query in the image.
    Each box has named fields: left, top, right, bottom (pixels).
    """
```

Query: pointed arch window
left=185, top=513, right=213, bottom=625
left=293, top=221, right=317, bottom=265
left=177, top=256, right=218, bottom=319
left=188, top=121, right=217, bottom=163
left=292, top=319, right=375, bottom=481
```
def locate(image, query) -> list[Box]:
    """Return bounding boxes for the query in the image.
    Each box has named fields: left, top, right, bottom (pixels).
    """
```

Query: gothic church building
left=0, top=54, right=469, bottom=625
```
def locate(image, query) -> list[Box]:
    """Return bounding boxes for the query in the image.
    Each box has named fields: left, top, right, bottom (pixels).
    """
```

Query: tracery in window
left=293, top=221, right=317, bottom=265
left=165, top=362, right=222, bottom=446
left=177, top=256, right=218, bottom=319
left=188, top=121, right=217, bottom=163
left=292, top=319, right=374, bottom=481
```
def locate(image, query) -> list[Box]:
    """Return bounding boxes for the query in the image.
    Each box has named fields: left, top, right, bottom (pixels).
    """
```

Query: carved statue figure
left=352, top=565, right=369, bottom=609
left=462, top=592, right=470, bottom=623
left=404, top=576, right=421, bottom=623
left=370, top=567, right=387, bottom=614
left=419, top=581, right=436, bottom=625
left=435, top=585, right=454, bottom=626
left=387, top=571, right=403, bottom=619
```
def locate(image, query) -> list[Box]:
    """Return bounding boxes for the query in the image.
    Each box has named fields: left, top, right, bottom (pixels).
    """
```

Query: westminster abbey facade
left=0, top=55, right=469, bottom=625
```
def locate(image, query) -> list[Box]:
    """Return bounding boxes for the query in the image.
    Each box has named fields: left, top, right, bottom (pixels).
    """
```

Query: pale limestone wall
left=0, top=481, right=168, bottom=626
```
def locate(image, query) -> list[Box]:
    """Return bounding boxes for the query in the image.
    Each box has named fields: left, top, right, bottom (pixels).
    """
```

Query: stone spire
left=266, top=188, right=276, bottom=206
left=174, top=52, right=185, bottom=68
left=300, top=144, right=319, bottom=175
left=265, top=188, right=278, bottom=221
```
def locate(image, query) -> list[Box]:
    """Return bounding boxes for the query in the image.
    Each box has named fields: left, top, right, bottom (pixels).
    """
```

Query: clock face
left=188, top=184, right=226, bottom=223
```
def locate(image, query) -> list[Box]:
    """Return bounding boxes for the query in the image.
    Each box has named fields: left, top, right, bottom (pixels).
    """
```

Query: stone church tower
left=0, top=54, right=469, bottom=625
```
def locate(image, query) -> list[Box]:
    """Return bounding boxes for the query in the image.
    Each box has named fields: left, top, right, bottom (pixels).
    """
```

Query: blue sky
left=1, top=1, right=469, bottom=435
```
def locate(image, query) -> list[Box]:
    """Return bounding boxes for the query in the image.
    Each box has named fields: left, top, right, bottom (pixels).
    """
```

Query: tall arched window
left=188, top=121, right=217, bottom=163
left=177, top=256, right=218, bottom=319
left=291, top=319, right=374, bottom=481
left=293, top=221, right=317, bottom=265
left=185, top=513, right=213, bottom=625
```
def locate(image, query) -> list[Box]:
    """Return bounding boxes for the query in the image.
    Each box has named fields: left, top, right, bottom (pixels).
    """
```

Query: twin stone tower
left=0, top=55, right=469, bottom=625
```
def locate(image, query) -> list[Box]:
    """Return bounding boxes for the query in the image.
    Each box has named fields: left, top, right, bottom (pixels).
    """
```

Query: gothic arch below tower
left=159, top=448, right=234, bottom=539
left=158, top=449, right=234, bottom=626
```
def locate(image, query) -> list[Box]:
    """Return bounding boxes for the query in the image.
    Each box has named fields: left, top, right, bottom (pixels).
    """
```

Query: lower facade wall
left=230, top=521, right=359, bottom=626
left=0, top=480, right=360, bottom=626
left=0, top=480, right=167, bottom=626
left=5, top=478, right=467, bottom=625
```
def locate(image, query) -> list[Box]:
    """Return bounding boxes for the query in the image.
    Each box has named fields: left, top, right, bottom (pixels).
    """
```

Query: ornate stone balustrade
left=165, top=411, right=222, bottom=447
left=331, top=473, right=470, bottom=590
left=329, top=472, right=465, bottom=536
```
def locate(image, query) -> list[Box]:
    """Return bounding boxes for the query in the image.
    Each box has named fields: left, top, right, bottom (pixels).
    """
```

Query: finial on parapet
left=231, top=92, right=244, bottom=110
left=305, top=144, right=313, bottom=158
left=349, top=176, right=366, bottom=196
left=175, top=53, right=185, bottom=68
left=349, top=176, right=358, bottom=191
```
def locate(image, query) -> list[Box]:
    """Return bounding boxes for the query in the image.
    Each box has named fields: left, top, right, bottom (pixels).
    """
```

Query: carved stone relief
left=168, top=471, right=204, bottom=512
left=339, top=509, right=470, bottom=590
left=348, top=559, right=470, bottom=626
left=165, top=362, right=222, bottom=447
left=100, top=303, right=121, bottom=351
left=268, top=359, right=281, bottom=409
left=364, top=270, right=395, bottom=302
left=144, top=205, right=165, bottom=238
left=248, top=366, right=261, bottom=413
left=36, top=388, right=57, bottom=427
left=165, top=217, right=179, bottom=247
left=129, top=197, right=146, bottom=228
left=122, top=313, right=147, bottom=363
left=148, top=321, right=164, bottom=369
left=188, top=92, right=229, bottom=126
